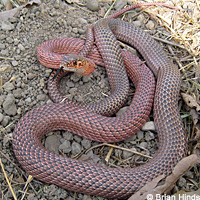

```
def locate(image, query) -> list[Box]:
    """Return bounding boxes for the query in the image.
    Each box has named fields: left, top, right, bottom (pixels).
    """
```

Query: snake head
left=60, top=54, right=95, bottom=76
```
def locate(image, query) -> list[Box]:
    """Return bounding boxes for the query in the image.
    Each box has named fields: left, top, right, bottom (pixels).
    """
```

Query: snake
left=13, top=3, right=187, bottom=199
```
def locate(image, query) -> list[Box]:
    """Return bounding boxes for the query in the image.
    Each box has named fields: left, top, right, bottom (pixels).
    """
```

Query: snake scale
left=13, top=3, right=187, bottom=199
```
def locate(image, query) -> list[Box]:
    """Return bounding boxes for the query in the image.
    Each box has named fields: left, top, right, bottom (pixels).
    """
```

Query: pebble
left=18, top=44, right=25, bottom=51
left=146, top=20, right=155, bottom=30
left=71, top=73, right=82, bottom=82
left=25, top=97, right=32, bottom=103
left=86, top=0, right=99, bottom=11
left=145, top=131, right=155, bottom=141
left=11, top=60, right=18, bottom=67
left=3, top=82, right=15, bottom=92
left=45, top=135, right=60, bottom=154
left=74, top=135, right=82, bottom=143
left=1, top=20, right=14, bottom=31
left=82, top=76, right=91, bottom=83
left=0, top=113, right=4, bottom=122
left=0, top=64, right=12, bottom=73
left=114, top=0, right=127, bottom=10
left=71, top=141, right=81, bottom=155
left=59, top=140, right=71, bottom=154
left=66, top=81, right=74, bottom=88
left=69, top=88, right=77, bottom=94
left=123, top=147, right=136, bottom=159
left=177, top=177, right=187, bottom=188
left=137, top=131, right=144, bottom=140
left=137, top=14, right=146, bottom=24
left=1, top=116, right=10, bottom=126
left=0, top=95, right=6, bottom=106
left=13, top=88, right=23, bottom=98
left=63, top=132, right=73, bottom=141
left=116, top=106, right=129, bottom=116
left=139, top=141, right=148, bottom=149
left=1, top=49, right=8, bottom=56
left=3, top=94, right=17, bottom=116
left=132, top=20, right=142, bottom=27
left=142, top=121, right=155, bottom=131
left=37, top=94, right=47, bottom=101
left=81, top=139, right=91, bottom=149
left=0, top=43, right=5, bottom=49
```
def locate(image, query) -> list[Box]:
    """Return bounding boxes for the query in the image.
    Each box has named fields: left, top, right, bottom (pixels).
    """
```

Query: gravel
left=0, top=0, right=196, bottom=199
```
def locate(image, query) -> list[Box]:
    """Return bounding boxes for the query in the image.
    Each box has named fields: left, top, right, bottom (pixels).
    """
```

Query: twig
left=0, top=157, right=18, bottom=200
left=0, top=56, right=14, bottom=61
left=86, top=143, right=152, bottom=159
left=151, top=36, right=185, bottom=49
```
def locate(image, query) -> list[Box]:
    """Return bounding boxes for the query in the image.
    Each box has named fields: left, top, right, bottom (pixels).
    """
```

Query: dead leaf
left=128, top=154, right=199, bottom=200
left=193, top=143, right=200, bottom=158
left=182, top=93, right=200, bottom=112
left=0, top=0, right=41, bottom=21
left=6, top=0, right=13, bottom=10
left=190, top=109, right=200, bottom=126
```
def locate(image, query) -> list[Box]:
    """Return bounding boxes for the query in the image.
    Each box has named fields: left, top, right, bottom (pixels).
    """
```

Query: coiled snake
left=13, top=3, right=187, bottom=199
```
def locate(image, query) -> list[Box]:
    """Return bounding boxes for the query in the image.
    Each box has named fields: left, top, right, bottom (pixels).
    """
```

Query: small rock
left=83, top=195, right=93, bottom=200
left=1, top=20, right=14, bottom=31
left=116, top=106, right=129, bottom=116
left=13, top=88, right=22, bottom=98
left=139, top=142, right=148, bottom=149
left=63, top=132, right=73, bottom=141
left=114, top=149, right=122, bottom=157
left=69, top=87, right=77, bottom=94
left=132, top=20, right=142, bottom=27
left=146, top=20, right=155, bottom=30
left=125, top=134, right=137, bottom=143
left=81, top=139, right=91, bottom=149
left=11, top=60, right=18, bottom=67
left=18, top=44, right=25, bottom=51
left=142, top=121, right=155, bottom=131
left=59, top=140, right=71, bottom=154
left=74, top=135, right=82, bottom=143
left=45, top=135, right=60, bottom=154
left=0, top=64, right=12, bottom=73
left=177, top=177, right=187, bottom=188
left=1, top=116, right=10, bottom=126
left=1, top=49, right=8, bottom=56
left=72, top=141, right=81, bottom=155
left=25, top=97, right=31, bottom=103
left=123, top=147, right=136, bottom=159
left=145, top=131, right=155, bottom=141
left=3, top=82, right=15, bottom=92
left=137, top=14, right=146, bottom=24
left=114, top=0, right=127, bottom=10
left=3, top=94, right=17, bottom=116
left=86, top=0, right=99, bottom=11
left=72, top=27, right=78, bottom=33
left=66, top=81, right=74, bottom=88
left=0, top=43, right=5, bottom=49
left=0, top=113, right=4, bottom=122
left=71, top=73, right=82, bottom=82
left=82, top=76, right=91, bottom=83
left=37, top=94, right=47, bottom=101
left=137, top=131, right=144, bottom=140
left=0, top=95, right=6, bottom=106
left=78, top=18, right=87, bottom=24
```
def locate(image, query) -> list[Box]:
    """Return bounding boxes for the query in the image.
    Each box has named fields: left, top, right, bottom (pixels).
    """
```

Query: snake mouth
left=60, top=54, right=95, bottom=76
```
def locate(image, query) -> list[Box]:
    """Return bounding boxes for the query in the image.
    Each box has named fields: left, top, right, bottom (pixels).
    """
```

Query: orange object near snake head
left=60, top=54, right=95, bottom=76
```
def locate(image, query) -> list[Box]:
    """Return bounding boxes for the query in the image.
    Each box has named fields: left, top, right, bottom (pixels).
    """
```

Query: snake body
left=13, top=5, right=187, bottom=199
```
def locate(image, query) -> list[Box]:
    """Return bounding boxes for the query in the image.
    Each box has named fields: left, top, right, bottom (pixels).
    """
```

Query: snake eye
left=73, top=60, right=77, bottom=65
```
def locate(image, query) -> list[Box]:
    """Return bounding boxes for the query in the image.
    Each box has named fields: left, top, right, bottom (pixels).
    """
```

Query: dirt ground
left=0, top=0, right=199, bottom=199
